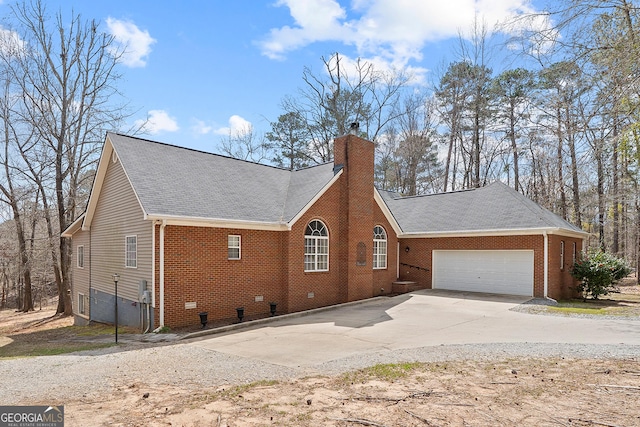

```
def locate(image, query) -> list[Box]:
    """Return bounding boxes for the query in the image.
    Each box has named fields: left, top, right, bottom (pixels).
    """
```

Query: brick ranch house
left=62, top=132, right=588, bottom=330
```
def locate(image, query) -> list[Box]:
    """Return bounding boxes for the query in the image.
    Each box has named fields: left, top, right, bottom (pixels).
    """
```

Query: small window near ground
left=77, top=245, right=84, bottom=268
left=228, top=235, right=241, bottom=260
left=373, top=225, right=387, bottom=269
left=304, top=220, right=329, bottom=272
left=125, top=235, right=137, bottom=268
left=78, top=293, right=85, bottom=315
left=560, top=240, right=565, bottom=270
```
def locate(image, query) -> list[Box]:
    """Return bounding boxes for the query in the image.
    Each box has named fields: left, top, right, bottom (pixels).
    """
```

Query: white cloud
left=0, top=27, right=26, bottom=57
left=258, top=0, right=549, bottom=66
left=135, top=110, right=179, bottom=134
left=214, top=115, right=253, bottom=137
left=191, top=119, right=214, bottom=136
left=106, top=17, right=156, bottom=67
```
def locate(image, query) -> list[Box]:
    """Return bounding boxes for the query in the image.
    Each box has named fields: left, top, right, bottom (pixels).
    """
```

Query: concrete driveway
left=189, top=290, right=640, bottom=368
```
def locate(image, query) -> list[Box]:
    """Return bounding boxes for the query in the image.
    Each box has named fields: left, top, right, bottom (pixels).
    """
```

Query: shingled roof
left=66, top=133, right=586, bottom=238
left=378, top=182, right=586, bottom=236
left=107, top=133, right=339, bottom=225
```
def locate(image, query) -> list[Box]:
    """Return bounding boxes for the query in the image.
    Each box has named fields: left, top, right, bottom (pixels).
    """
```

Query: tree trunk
left=11, top=202, right=33, bottom=312
left=612, top=124, right=619, bottom=253
left=596, top=142, right=605, bottom=249
left=566, top=114, right=581, bottom=227
left=556, top=112, right=567, bottom=220
left=509, top=99, right=519, bottom=192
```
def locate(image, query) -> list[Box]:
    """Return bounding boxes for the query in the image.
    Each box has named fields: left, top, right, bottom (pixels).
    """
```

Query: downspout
left=396, top=242, right=400, bottom=279
left=543, top=231, right=549, bottom=298
left=159, top=219, right=167, bottom=328
left=88, top=227, right=92, bottom=321
left=145, top=220, right=156, bottom=334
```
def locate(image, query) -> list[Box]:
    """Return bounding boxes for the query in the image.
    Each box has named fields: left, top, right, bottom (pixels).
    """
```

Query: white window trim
left=228, top=234, right=241, bottom=260
left=373, top=225, right=387, bottom=270
left=125, top=235, right=137, bottom=268
left=560, top=240, right=565, bottom=270
left=77, top=245, right=84, bottom=269
left=304, top=220, right=329, bottom=272
left=572, top=241, right=577, bottom=265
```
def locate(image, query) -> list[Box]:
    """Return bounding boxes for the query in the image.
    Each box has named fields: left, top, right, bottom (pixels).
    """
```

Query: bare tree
left=219, top=124, right=271, bottom=164
left=0, top=0, right=129, bottom=315
left=281, top=53, right=409, bottom=163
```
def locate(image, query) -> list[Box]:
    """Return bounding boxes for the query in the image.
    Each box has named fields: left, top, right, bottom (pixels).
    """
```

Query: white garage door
left=432, top=250, right=534, bottom=296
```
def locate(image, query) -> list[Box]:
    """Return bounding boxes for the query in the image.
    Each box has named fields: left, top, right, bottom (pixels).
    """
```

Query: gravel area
left=510, top=297, right=640, bottom=320
left=3, top=339, right=639, bottom=405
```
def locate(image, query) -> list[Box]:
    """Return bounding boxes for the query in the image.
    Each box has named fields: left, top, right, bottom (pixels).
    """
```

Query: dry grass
left=64, top=358, right=640, bottom=426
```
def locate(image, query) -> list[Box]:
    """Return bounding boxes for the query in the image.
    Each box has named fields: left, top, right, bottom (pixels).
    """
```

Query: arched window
left=304, top=220, right=329, bottom=271
left=373, top=225, right=387, bottom=269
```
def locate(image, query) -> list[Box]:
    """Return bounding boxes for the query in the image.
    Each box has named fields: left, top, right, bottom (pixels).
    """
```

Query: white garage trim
left=433, top=250, right=534, bottom=296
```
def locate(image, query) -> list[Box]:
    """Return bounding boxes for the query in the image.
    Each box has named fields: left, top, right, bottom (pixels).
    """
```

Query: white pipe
left=396, top=241, right=400, bottom=279
left=144, top=303, right=151, bottom=334
left=543, top=231, right=549, bottom=298
left=160, top=220, right=166, bottom=327
left=151, top=221, right=156, bottom=308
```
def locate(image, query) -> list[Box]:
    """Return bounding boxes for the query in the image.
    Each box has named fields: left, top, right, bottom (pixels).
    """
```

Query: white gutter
left=145, top=214, right=289, bottom=231
left=159, top=219, right=166, bottom=327
left=400, top=227, right=588, bottom=239
left=543, top=231, right=549, bottom=298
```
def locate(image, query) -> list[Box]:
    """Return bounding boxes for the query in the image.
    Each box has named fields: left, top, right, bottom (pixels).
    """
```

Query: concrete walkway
left=188, top=290, right=640, bottom=368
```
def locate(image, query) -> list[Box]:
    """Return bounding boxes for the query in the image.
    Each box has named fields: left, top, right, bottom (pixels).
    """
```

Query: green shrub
left=571, top=250, right=631, bottom=300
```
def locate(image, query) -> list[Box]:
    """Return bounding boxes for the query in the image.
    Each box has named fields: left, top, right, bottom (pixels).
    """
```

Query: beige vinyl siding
left=90, top=153, right=152, bottom=302
left=72, top=229, right=91, bottom=318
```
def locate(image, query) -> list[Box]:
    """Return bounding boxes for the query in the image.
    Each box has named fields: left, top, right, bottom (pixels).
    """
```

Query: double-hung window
left=125, top=235, right=137, bottom=268
left=304, top=220, right=328, bottom=271
left=228, top=235, right=241, bottom=260
left=373, top=226, right=387, bottom=269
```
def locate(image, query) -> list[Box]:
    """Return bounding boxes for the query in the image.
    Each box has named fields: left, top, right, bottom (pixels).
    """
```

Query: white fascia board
left=399, top=227, right=589, bottom=239
left=145, top=214, right=289, bottom=231
left=61, top=213, right=86, bottom=237
left=286, top=168, right=343, bottom=230
left=374, top=189, right=402, bottom=236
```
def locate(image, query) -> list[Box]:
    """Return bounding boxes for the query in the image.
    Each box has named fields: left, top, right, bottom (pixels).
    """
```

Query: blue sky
left=1, top=0, right=553, bottom=153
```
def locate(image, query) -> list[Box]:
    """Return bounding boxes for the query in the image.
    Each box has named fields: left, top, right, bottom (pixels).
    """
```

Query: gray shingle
left=108, top=133, right=333, bottom=223
left=380, top=182, right=583, bottom=234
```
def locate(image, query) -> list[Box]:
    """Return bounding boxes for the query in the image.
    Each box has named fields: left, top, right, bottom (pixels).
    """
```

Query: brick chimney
left=333, top=132, right=375, bottom=302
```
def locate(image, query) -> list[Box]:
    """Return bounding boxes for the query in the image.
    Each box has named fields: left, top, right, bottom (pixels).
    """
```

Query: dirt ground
left=60, top=358, right=640, bottom=427
left=3, top=279, right=640, bottom=426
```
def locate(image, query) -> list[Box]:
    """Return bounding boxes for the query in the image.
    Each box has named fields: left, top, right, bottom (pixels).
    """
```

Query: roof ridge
left=108, top=132, right=288, bottom=171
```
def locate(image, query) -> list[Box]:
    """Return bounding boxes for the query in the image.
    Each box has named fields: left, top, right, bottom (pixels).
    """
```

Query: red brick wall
left=373, top=204, right=398, bottom=296
left=548, top=235, right=582, bottom=300
left=151, top=134, right=403, bottom=328
left=287, top=182, right=345, bottom=313
left=398, top=235, right=547, bottom=297
left=154, top=225, right=287, bottom=328
left=334, top=134, right=376, bottom=302
left=398, top=234, right=583, bottom=299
